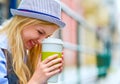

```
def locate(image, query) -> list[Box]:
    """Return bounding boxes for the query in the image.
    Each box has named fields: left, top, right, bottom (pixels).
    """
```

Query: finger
left=62, top=51, right=64, bottom=55
left=59, top=66, right=63, bottom=73
left=42, top=54, right=58, bottom=64
left=61, top=55, right=64, bottom=61
left=39, top=54, right=42, bottom=62
left=61, top=55, right=64, bottom=66
left=46, top=58, right=62, bottom=67
left=47, top=66, right=62, bottom=77
left=47, top=63, right=62, bottom=72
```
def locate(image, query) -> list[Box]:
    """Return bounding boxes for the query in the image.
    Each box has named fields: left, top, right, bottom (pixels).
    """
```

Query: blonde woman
left=0, top=0, right=65, bottom=84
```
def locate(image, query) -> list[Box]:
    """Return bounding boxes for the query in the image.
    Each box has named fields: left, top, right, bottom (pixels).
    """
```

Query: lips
left=27, top=40, right=36, bottom=48
left=31, top=40, right=36, bottom=46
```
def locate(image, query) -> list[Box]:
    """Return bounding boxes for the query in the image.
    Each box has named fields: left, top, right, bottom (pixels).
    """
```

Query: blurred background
left=1, top=0, right=120, bottom=84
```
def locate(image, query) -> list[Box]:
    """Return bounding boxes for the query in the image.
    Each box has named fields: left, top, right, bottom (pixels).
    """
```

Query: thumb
left=36, top=54, right=42, bottom=68
left=38, top=54, right=42, bottom=63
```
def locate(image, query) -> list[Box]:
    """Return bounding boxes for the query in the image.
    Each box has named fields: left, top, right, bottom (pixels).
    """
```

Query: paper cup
left=41, top=37, right=63, bottom=83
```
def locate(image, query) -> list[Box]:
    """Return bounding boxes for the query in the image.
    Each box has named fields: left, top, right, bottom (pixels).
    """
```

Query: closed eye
left=37, top=30, right=44, bottom=35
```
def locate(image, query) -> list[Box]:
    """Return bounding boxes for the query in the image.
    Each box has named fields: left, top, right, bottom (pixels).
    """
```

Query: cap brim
left=10, top=9, right=66, bottom=28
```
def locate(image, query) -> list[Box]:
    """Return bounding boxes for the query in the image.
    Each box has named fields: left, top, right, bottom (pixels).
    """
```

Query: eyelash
left=38, top=30, right=43, bottom=35
left=37, top=30, right=51, bottom=38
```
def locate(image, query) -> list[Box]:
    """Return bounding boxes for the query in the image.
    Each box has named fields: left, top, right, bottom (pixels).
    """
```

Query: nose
left=37, top=35, right=47, bottom=43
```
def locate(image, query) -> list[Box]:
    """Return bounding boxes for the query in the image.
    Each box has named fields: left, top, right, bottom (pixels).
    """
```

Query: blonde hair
left=0, top=15, right=58, bottom=84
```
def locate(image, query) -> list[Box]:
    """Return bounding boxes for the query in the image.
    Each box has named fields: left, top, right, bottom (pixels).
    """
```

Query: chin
left=25, top=46, right=32, bottom=50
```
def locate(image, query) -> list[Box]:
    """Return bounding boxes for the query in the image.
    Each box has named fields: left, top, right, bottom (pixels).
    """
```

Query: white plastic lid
left=42, top=37, right=63, bottom=45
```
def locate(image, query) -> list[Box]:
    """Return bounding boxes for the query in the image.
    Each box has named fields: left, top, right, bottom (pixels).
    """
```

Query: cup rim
left=42, top=37, right=63, bottom=45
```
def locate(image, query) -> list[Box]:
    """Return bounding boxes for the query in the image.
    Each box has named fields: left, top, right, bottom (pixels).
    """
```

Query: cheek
left=22, top=32, right=29, bottom=41
left=22, top=31, right=38, bottom=39
left=21, top=32, right=35, bottom=46
left=21, top=33, right=29, bottom=48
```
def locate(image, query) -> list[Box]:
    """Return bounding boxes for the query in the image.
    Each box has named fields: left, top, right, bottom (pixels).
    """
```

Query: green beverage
left=42, top=51, right=62, bottom=61
left=41, top=37, right=63, bottom=82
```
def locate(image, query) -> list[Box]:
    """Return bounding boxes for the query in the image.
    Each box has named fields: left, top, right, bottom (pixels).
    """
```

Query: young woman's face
left=21, top=24, right=58, bottom=50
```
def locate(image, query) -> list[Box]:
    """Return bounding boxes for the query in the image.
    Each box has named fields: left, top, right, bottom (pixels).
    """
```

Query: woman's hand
left=28, top=54, right=64, bottom=84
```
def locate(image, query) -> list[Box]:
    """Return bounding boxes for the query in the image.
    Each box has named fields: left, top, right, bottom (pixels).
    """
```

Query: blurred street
left=1, top=0, right=120, bottom=84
